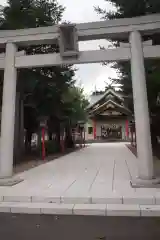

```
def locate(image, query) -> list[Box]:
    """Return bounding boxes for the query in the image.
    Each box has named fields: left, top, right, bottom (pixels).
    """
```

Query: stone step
left=0, top=193, right=158, bottom=205
left=0, top=202, right=160, bottom=217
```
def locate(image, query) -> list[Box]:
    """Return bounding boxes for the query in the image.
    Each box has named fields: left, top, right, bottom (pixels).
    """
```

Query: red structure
left=93, top=120, right=96, bottom=139
left=60, top=135, right=65, bottom=153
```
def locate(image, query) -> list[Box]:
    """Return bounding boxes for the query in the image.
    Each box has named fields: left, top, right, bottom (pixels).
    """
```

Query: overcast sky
left=0, top=0, right=117, bottom=95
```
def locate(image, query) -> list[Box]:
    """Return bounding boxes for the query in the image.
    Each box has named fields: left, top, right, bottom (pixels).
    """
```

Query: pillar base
left=0, top=176, right=23, bottom=186
left=131, top=177, right=160, bottom=188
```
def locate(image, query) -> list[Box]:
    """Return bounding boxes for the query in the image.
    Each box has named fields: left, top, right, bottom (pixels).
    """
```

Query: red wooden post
left=135, top=129, right=137, bottom=147
left=42, top=127, right=46, bottom=161
left=131, top=128, right=133, bottom=146
left=93, top=120, right=96, bottom=139
left=80, top=129, right=83, bottom=148
left=83, top=128, right=86, bottom=147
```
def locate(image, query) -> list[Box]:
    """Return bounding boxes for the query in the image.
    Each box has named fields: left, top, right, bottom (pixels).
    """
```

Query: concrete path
left=0, top=143, right=160, bottom=216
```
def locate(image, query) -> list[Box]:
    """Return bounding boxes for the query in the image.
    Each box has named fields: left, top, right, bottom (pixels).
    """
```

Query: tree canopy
left=0, top=0, right=88, bottom=156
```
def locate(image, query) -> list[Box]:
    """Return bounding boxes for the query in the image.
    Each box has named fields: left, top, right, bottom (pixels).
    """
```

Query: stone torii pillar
left=129, top=31, right=160, bottom=186
left=0, top=42, right=22, bottom=185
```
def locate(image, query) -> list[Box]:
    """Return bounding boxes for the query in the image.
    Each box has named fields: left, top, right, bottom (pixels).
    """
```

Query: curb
left=0, top=202, right=160, bottom=217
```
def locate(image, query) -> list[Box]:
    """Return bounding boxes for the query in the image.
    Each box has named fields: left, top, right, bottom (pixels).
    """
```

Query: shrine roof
left=87, top=88, right=131, bottom=117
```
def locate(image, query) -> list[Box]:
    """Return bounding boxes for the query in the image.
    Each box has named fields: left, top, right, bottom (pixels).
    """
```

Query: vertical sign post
left=39, top=117, right=48, bottom=161
left=93, top=120, right=96, bottom=139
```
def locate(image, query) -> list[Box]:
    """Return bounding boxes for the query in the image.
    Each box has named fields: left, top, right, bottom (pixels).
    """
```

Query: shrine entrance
left=101, top=125, right=122, bottom=140
left=0, top=14, right=160, bottom=187
left=86, top=88, right=131, bottom=141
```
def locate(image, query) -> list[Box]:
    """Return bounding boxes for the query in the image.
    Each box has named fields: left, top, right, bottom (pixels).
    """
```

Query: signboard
left=39, top=116, right=48, bottom=128
left=58, top=24, right=79, bottom=58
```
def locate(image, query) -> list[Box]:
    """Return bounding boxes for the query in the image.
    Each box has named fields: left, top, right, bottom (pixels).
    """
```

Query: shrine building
left=85, top=88, right=132, bottom=141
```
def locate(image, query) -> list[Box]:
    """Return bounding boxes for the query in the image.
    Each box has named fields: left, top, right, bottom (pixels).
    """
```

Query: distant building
left=85, top=88, right=132, bottom=141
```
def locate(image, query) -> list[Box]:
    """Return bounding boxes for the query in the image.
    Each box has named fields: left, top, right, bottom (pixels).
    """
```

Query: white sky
left=0, top=0, right=118, bottom=95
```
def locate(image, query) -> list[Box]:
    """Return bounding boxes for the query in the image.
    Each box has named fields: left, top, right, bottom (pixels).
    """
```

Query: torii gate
left=0, top=14, right=160, bottom=187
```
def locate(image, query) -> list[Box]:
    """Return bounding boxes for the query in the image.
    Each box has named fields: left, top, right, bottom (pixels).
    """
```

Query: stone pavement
left=0, top=142, right=160, bottom=216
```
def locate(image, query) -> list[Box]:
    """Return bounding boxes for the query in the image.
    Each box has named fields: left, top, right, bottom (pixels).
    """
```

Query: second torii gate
left=0, top=14, right=160, bottom=187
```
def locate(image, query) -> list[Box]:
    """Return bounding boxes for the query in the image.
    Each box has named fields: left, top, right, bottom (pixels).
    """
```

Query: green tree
left=62, top=86, right=89, bottom=124
left=0, top=0, right=87, bottom=160
left=0, top=0, right=66, bottom=153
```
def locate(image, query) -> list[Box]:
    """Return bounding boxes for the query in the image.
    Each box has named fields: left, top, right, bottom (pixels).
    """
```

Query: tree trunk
left=48, top=130, right=53, bottom=141
left=14, top=78, right=25, bottom=164
left=151, top=130, right=158, bottom=148
left=19, top=98, right=25, bottom=158
left=14, top=92, right=20, bottom=164
left=47, top=117, right=54, bottom=141
left=65, top=123, right=74, bottom=149
left=151, top=120, right=158, bottom=149
left=55, top=121, right=61, bottom=152
left=25, top=129, right=32, bottom=154
left=37, top=128, right=41, bottom=149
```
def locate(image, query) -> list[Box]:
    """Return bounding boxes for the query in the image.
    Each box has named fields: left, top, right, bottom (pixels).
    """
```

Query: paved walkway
left=0, top=142, right=160, bottom=216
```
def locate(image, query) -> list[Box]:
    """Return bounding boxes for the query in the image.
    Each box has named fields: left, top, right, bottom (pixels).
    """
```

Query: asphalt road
left=0, top=213, right=160, bottom=240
